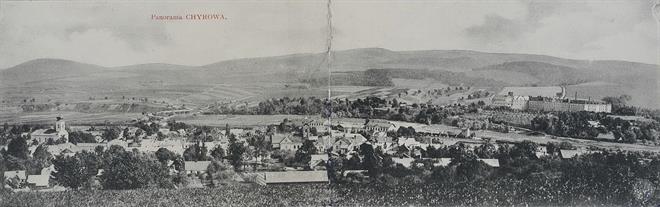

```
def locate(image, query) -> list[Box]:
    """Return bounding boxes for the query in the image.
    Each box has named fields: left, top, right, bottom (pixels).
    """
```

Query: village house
left=332, top=133, right=367, bottom=154
left=4, top=170, right=27, bottom=183
left=314, top=136, right=334, bottom=153
left=374, top=136, right=396, bottom=151
left=392, top=157, right=415, bottom=168
left=560, top=149, right=586, bottom=159
left=478, top=159, right=500, bottom=168
left=432, top=158, right=452, bottom=167
left=310, top=154, right=329, bottom=169
left=270, top=134, right=303, bottom=151
left=184, top=161, right=212, bottom=175
left=261, top=171, right=329, bottom=185
left=26, top=166, right=53, bottom=189
left=47, top=142, right=80, bottom=156
left=335, top=118, right=366, bottom=133
left=364, top=120, right=395, bottom=132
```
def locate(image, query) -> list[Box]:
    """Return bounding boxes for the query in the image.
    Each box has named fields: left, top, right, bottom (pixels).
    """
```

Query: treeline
left=326, top=141, right=660, bottom=206
left=531, top=111, right=606, bottom=139
left=210, top=96, right=484, bottom=125
left=300, top=69, right=395, bottom=87
left=530, top=111, right=660, bottom=144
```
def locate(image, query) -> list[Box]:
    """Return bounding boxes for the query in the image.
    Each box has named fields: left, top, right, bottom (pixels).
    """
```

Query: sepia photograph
left=0, top=0, right=659, bottom=206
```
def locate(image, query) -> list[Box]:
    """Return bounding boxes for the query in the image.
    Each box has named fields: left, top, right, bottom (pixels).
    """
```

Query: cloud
left=0, top=0, right=657, bottom=68
left=464, top=14, right=525, bottom=43
left=460, top=0, right=658, bottom=64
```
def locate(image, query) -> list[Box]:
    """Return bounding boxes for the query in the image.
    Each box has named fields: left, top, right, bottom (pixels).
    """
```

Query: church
left=30, top=117, right=69, bottom=143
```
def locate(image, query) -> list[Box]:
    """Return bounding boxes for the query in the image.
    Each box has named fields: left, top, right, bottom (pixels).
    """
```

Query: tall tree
left=7, top=136, right=29, bottom=159
left=294, top=140, right=318, bottom=168
left=52, top=151, right=99, bottom=189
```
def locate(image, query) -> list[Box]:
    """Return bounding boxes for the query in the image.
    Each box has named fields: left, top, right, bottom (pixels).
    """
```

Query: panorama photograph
left=0, top=0, right=659, bottom=206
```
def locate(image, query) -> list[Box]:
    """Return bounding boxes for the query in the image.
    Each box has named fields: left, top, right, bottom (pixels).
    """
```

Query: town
left=1, top=80, right=660, bottom=206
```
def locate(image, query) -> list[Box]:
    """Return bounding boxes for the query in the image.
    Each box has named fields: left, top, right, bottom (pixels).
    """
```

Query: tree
left=100, top=149, right=171, bottom=189
left=228, top=140, right=246, bottom=170
left=156, top=131, right=166, bottom=141
left=134, top=129, right=144, bottom=139
left=33, top=144, right=52, bottom=164
left=294, top=140, right=318, bottom=168
left=326, top=154, right=345, bottom=183
left=474, top=143, right=496, bottom=159
left=183, top=142, right=208, bottom=161
left=69, top=131, right=97, bottom=144
left=155, top=148, right=176, bottom=164
left=206, top=160, right=236, bottom=187
left=359, top=142, right=383, bottom=177
left=102, top=128, right=119, bottom=141
left=510, top=141, right=539, bottom=160
left=211, top=146, right=226, bottom=160
left=7, top=136, right=29, bottom=159
left=52, top=151, right=99, bottom=189
left=248, top=133, right=269, bottom=161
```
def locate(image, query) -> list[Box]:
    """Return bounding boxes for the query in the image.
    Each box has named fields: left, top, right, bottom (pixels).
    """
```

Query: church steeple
left=55, top=116, right=65, bottom=132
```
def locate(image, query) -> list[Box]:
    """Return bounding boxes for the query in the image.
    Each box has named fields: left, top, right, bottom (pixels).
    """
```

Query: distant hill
left=0, top=48, right=657, bottom=108
left=0, top=58, right=106, bottom=84
left=470, top=61, right=596, bottom=86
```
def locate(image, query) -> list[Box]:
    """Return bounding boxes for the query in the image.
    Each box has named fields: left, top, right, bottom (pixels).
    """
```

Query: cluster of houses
left=3, top=115, right=599, bottom=189
left=4, top=165, right=54, bottom=190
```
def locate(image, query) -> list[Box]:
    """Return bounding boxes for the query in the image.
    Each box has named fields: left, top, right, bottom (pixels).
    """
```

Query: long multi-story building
left=527, top=97, right=611, bottom=113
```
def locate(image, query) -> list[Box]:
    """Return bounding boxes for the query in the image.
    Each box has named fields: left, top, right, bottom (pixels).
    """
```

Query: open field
left=391, top=78, right=448, bottom=89
left=2, top=182, right=648, bottom=206
left=173, top=114, right=310, bottom=127
left=0, top=182, right=640, bottom=207
left=0, top=111, right=143, bottom=125
left=330, top=85, right=374, bottom=93
left=497, top=86, right=564, bottom=97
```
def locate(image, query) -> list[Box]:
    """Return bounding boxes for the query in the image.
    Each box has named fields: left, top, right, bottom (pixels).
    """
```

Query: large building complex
left=527, top=97, right=612, bottom=113
left=491, top=87, right=611, bottom=113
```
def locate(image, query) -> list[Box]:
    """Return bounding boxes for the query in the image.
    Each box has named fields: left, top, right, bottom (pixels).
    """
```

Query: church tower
left=55, top=117, right=65, bottom=132
left=55, top=116, right=69, bottom=142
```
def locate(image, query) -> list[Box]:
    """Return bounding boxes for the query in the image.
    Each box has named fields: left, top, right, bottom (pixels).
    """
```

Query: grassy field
left=0, top=111, right=143, bottom=125
left=391, top=78, right=448, bottom=89
left=173, top=114, right=312, bottom=127
left=2, top=182, right=648, bottom=206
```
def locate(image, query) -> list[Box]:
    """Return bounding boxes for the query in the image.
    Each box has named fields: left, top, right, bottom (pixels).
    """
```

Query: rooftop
left=498, top=86, right=563, bottom=98
left=184, top=161, right=212, bottom=172
left=27, top=174, right=49, bottom=187
left=263, top=171, right=328, bottom=184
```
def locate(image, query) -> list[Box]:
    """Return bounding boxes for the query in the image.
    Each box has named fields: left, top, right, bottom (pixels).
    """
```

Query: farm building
left=432, top=158, right=452, bottom=167
left=478, top=159, right=500, bottom=168
left=4, top=170, right=27, bottom=182
left=560, top=149, right=586, bottom=159
left=261, top=171, right=328, bottom=184
left=497, top=86, right=564, bottom=98
left=27, top=174, right=49, bottom=189
left=184, top=161, right=212, bottom=174
left=392, top=158, right=415, bottom=168
left=310, top=154, right=329, bottom=169
left=276, top=136, right=303, bottom=151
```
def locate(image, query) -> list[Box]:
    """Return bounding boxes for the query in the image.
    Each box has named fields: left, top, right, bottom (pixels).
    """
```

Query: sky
left=0, top=0, right=658, bottom=69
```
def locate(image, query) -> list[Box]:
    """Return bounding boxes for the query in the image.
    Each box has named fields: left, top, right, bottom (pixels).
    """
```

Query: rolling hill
left=0, top=58, right=106, bottom=84
left=0, top=48, right=657, bottom=109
